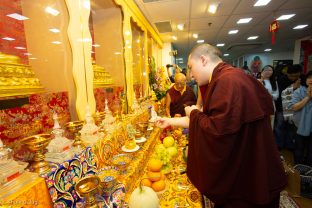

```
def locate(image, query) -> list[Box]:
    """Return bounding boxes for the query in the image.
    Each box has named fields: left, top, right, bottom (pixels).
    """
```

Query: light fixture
left=197, top=40, right=204, bottom=43
left=24, top=53, right=32, bottom=56
left=114, top=52, right=121, bottom=55
left=29, top=57, right=37, bottom=60
left=83, top=1, right=90, bottom=9
left=276, top=14, right=295, bottom=21
left=216, top=43, right=225, bottom=47
left=228, top=30, right=238, bottom=34
left=125, top=31, right=130, bottom=36
left=49, top=28, right=60, bottom=33
left=247, top=36, right=259, bottom=40
left=254, top=0, right=271, bottom=7
left=92, top=44, right=100, bottom=47
left=2, top=37, right=15, bottom=41
left=177, top=24, right=184, bottom=31
left=208, top=3, right=219, bottom=14
left=237, top=18, right=252, bottom=24
left=15, top=46, right=26, bottom=50
left=51, top=41, right=62, bottom=44
left=179, top=61, right=184, bottom=64
left=172, top=36, right=177, bottom=40
left=293, top=24, right=308, bottom=29
left=264, top=48, right=272, bottom=52
left=45, top=7, right=60, bottom=16
left=193, top=33, right=198, bottom=38
left=224, top=54, right=229, bottom=56
left=6, top=13, right=29, bottom=20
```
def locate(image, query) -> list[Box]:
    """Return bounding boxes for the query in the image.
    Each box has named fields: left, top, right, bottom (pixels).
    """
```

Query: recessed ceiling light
left=177, top=24, right=184, bottom=31
left=254, top=0, right=271, bottom=7
left=197, top=40, right=205, bottom=43
left=176, top=58, right=183, bottom=61
left=114, top=52, right=121, bottom=55
left=293, top=24, right=308, bottom=29
left=6, top=13, right=29, bottom=20
left=93, top=44, right=100, bottom=47
left=237, top=18, right=252, bottom=24
left=276, top=14, right=295, bottom=20
left=15, top=46, right=26, bottom=50
left=208, top=4, right=219, bottom=14
left=2, top=37, right=15, bottom=41
left=172, top=36, right=177, bottom=40
left=49, top=28, right=60, bottom=33
left=24, top=53, right=32, bottom=56
left=178, top=61, right=184, bottom=64
left=247, top=36, right=259, bottom=40
left=45, top=7, right=60, bottom=16
left=29, top=57, right=37, bottom=60
left=193, top=33, right=198, bottom=38
left=264, top=48, right=272, bottom=52
left=51, top=41, right=62, bottom=44
left=228, top=30, right=238, bottom=34
left=224, top=54, right=229, bottom=56
left=216, top=43, right=225, bottom=47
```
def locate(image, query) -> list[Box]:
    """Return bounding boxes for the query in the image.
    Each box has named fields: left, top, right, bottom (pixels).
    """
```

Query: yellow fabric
left=173, top=85, right=186, bottom=95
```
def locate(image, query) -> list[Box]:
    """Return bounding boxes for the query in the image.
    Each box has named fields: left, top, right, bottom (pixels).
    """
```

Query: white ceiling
left=134, top=0, right=312, bottom=64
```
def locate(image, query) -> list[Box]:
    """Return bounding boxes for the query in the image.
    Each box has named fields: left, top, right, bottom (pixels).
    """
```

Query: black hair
left=287, top=64, right=302, bottom=74
left=261, top=65, right=277, bottom=91
left=166, top=64, right=173, bottom=68
left=301, top=70, right=312, bottom=87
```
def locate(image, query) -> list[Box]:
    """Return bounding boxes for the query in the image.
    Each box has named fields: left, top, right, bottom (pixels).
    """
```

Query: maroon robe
left=168, top=86, right=196, bottom=117
left=187, top=62, right=286, bottom=206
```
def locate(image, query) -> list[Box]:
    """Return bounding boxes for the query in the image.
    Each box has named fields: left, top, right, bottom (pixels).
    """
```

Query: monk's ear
left=200, top=55, right=208, bottom=66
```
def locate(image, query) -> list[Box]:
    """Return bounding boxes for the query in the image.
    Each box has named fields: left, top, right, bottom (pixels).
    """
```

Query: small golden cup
left=75, top=175, right=101, bottom=208
left=65, top=121, right=85, bottom=149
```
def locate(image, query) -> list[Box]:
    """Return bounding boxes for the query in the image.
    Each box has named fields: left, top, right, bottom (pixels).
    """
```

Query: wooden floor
left=281, top=149, right=312, bottom=208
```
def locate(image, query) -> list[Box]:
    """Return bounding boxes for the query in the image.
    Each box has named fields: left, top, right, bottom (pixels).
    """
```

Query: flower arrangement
left=148, top=57, right=171, bottom=101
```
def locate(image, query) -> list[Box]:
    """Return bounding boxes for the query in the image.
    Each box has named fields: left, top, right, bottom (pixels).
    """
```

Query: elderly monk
left=165, top=73, right=197, bottom=117
left=156, top=43, right=286, bottom=208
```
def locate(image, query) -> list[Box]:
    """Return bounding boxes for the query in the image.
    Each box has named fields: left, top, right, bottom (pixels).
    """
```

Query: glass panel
left=131, top=19, right=145, bottom=99
left=89, top=0, right=125, bottom=113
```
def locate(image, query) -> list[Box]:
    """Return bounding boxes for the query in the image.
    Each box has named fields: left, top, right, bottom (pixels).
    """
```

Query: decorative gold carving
left=92, top=64, right=114, bottom=88
left=0, top=53, right=44, bottom=98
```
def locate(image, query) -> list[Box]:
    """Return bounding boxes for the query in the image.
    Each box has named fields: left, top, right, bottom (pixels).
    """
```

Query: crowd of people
left=158, top=43, right=311, bottom=208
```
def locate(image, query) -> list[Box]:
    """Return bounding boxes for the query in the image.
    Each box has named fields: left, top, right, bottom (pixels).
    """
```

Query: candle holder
left=75, top=175, right=101, bottom=208
left=65, top=121, right=85, bottom=149
left=21, top=134, right=51, bottom=175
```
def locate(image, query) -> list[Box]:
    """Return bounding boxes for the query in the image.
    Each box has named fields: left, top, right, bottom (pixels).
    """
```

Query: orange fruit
left=141, top=178, right=152, bottom=187
left=147, top=171, right=161, bottom=182
left=151, top=180, right=166, bottom=192
left=160, top=173, right=166, bottom=180
left=148, top=159, right=163, bottom=172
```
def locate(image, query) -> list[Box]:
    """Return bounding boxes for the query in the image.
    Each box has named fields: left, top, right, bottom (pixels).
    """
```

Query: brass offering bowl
left=21, top=134, right=51, bottom=175
left=134, top=131, right=142, bottom=139
left=65, top=121, right=85, bottom=148
left=111, top=154, right=132, bottom=174
left=75, top=175, right=101, bottom=208
left=136, top=122, right=149, bottom=135
left=92, top=112, right=105, bottom=126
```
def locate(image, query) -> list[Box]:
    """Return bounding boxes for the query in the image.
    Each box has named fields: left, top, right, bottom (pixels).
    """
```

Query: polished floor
left=281, top=149, right=312, bottom=208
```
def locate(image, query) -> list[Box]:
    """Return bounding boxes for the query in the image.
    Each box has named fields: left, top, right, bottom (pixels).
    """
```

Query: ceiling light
left=228, top=30, right=238, bottom=34
left=179, top=61, right=184, bottom=64
left=197, top=40, right=204, bottom=43
left=24, top=53, right=32, bottom=56
left=254, top=0, right=271, bottom=7
left=29, top=57, right=37, bottom=60
left=264, top=48, right=272, bottom=52
left=6, top=13, right=29, bottom=20
left=216, top=43, right=225, bottom=47
left=208, top=4, right=219, bottom=14
left=276, top=14, right=295, bottom=20
left=193, top=33, right=198, bottom=38
left=176, top=58, right=183, bottom=61
left=125, top=31, right=130, bottom=36
left=45, top=7, right=60, bottom=16
left=237, top=18, right=252, bottom=24
left=293, top=24, right=308, bottom=29
left=2, top=37, right=15, bottom=41
left=177, top=24, right=184, bottom=31
left=51, top=41, right=62, bottom=44
left=93, top=44, right=100, bottom=47
left=49, top=28, right=60, bottom=33
left=224, top=54, right=229, bottom=56
left=15, top=46, right=26, bottom=50
left=247, top=36, right=259, bottom=40
left=114, top=52, right=121, bottom=55
left=172, top=36, right=177, bottom=40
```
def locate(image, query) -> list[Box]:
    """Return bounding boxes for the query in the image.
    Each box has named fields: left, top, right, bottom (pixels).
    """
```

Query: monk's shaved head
left=174, top=73, right=186, bottom=82
left=189, top=43, right=222, bottom=62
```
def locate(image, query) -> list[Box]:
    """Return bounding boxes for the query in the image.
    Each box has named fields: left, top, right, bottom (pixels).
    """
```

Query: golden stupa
left=93, top=63, right=114, bottom=88
left=0, top=52, right=44, bottom=98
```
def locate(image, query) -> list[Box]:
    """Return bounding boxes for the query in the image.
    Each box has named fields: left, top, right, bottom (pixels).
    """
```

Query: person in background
left=166, top=64, right=182, bottom=83
left=156, top=43, right=286, bottom=208
left=289, top=71, right=312, bottom=165
left=274, top=64, right=302, bottom=149
left=242, top=61, right=252, bottom=75
left=258, top=65, right=279, bottom=128
left=165, top=73, right=196, bottom=117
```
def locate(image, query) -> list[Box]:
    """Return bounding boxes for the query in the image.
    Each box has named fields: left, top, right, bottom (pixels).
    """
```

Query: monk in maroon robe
left=165, top=73, right=197, bottom=117
left=156, top=44, right=286, bottom=208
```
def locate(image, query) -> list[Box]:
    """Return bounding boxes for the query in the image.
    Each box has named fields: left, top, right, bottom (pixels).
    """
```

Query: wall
left=245, top=51, right=294, bottom=68
left=162, top=42, right=172, bottom=67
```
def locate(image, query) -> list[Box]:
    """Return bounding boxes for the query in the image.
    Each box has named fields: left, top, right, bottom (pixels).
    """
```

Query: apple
left=163, top=136, right=175, bottom=148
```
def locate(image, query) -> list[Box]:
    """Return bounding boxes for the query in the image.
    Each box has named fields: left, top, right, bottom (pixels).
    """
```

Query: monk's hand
left=185, top=105, right=198, bottom=117
left=155, top=117, right=170, bottom=129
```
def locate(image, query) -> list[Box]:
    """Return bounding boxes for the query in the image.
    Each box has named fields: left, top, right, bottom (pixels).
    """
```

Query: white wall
left=162, top=42, right=173, bottom=67
left=244, top=51, right=294, bottom=68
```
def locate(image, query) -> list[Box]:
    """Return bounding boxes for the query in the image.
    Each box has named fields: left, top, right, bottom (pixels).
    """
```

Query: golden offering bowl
left=21, top=134, right=51, bottom=175
left=75, top=175, right=101, bottom=208
left=92, top=112, right=105, bottom=126
left=136, top=122, right=149, bottom=135
left=134, top=131, right=142, bottom=139
left=65, top=121, right=85, bottom=148
left=111, top=154, right=132, bottom=174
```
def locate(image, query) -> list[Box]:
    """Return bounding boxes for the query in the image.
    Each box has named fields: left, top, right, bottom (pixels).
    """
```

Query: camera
left=166, top=64, right=173, bottom=68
